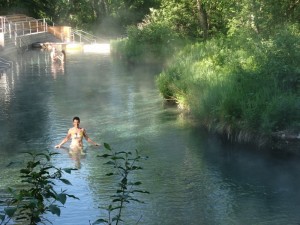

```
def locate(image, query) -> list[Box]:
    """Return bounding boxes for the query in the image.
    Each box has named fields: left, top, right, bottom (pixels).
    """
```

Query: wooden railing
left=0, top=14, right=49, bottom=48
left=71, top=29, right=97, bottom=43
left=12, top=19, right=47, bottom=36
left=1, top=14, right=103, bottom=50
left=4, top=14, right=31, bottom=23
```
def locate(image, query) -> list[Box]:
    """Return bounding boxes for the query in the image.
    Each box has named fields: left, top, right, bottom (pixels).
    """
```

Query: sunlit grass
left=156, top=25, right=300, bottom=143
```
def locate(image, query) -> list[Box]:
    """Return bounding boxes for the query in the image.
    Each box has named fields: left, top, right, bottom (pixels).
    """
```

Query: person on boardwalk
left=55, top=116, right=100, bottom=150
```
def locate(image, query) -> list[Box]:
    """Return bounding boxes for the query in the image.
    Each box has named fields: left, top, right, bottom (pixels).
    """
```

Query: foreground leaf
left=4, top=207, right=17, bottom=217
left=48, top=205, right=61, bottom=216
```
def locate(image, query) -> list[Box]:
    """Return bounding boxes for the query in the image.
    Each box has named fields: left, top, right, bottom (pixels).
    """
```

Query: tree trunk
left=196, top=0, right=208, bottom=39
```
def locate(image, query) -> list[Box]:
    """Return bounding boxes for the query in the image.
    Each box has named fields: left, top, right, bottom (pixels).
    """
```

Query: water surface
left=0, top=49, right=300, bottom=225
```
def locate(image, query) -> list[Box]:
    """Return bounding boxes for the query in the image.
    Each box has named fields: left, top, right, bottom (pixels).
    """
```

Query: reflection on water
left=1, top=49, right=300, bottom=225
left=51, top=62, right=65, bottom=79
left=59, top=146, right=86, bottom=169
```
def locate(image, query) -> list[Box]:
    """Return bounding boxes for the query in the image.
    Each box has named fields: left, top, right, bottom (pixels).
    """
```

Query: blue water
left=0, top=49, right=300, bottom=225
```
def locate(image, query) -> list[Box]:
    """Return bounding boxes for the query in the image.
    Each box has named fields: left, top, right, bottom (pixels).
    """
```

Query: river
left=0, top=48, right=300, bottom=225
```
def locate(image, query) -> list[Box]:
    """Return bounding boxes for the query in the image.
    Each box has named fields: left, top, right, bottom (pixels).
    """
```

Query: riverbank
left=187, top=108, right=300, bottom=155
left=155, top=28, right=299, bottom=155
left=270, top=131, right=300, bottom=155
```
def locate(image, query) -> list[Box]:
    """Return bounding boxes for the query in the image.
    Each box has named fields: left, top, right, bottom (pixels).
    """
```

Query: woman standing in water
left=50, top=46, right=66, bottom=64
left=55, top=116, right=100, bottom=150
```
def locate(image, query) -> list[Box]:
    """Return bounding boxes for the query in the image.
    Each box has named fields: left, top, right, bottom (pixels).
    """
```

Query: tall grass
left=156, top=24, right=300, bottom=144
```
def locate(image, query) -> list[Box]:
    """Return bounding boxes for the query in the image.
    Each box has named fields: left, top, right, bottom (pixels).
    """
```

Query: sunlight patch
left=83, top=44, right=111, bottom=54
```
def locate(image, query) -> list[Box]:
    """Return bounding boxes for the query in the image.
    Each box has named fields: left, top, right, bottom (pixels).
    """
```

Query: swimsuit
left=69, top=128, right=84, bottom=149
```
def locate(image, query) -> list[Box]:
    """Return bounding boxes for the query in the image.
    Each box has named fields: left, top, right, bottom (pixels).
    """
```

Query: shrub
left=0, top=151, right=77, bottom=225
left=93, top=143, right=149, bottom=225
left=156, top=24, right=299, bottom=142
left=111, top=22, right=181, bottom=64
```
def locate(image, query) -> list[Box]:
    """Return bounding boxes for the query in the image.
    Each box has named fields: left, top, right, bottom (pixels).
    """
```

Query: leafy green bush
left=156, top=24, right=300, bottom=143
left=93, top=143, right=149, bottom=225
left=262, top=94, right=300, bottom=133
left=0, top=151, right=77, bottom=225
left=111, top=22, right=181, bottom=64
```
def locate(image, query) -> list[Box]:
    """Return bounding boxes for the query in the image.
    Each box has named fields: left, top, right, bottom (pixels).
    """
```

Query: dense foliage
left=110, top=0, right=299, bottom=145
left=0, top=0, right=160, bottom=36
left=0, top=151, right=77, bottom=225
left=111, top=0, right=300, bottom=58
left=157, top=24, right=299, bottom=144
left=111, top=22, right=182, bottom=64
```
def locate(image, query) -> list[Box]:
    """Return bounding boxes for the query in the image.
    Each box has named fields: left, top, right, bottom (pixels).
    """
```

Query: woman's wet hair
left=73, top=116, right=80, bottom=122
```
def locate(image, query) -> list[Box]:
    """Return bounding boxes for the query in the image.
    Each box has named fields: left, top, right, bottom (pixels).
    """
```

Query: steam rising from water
left=83, top=43, right=110, bottom=54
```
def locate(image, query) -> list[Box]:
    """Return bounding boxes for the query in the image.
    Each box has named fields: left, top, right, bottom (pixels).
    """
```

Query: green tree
left=226, top=0, right=300, bottom=36
left=1, top=0, right=160, bottom=34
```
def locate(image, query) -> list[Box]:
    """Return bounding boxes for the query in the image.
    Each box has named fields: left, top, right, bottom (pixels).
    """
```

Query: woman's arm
left=55, top=132, right=71, bottom=148
left=83, top=129, right=100, bottom=146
